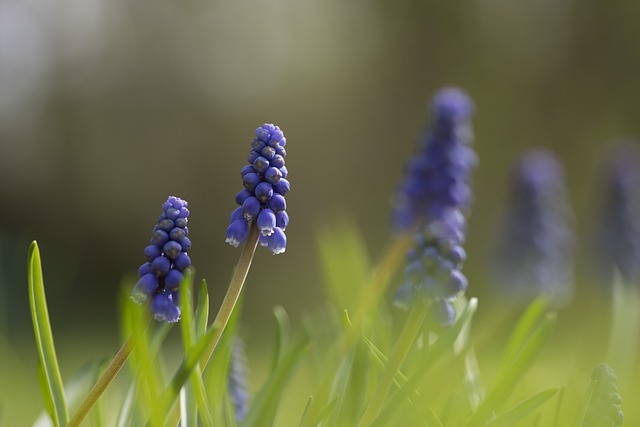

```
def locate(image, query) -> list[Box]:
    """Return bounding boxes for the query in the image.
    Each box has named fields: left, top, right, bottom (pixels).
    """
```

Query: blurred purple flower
left=593, top=141, right=640, bottom=285
left=228, top=337, right=250, bottom=423
left=393, top=87, right=476, bottom=326
left=494, top=149, right=573, bottom=301
left=226, top=124, right=289, bottom=254
left=132, top=196, right=191, bottom=323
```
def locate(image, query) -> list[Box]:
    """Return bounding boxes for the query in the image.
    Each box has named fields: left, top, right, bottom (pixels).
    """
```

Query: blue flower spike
left=132, top=196, right=191, bottom=323
left=593, top=141, right=640, bottom=284
left=226, top=124, right=290, bottom=254
left=494, top=149, right=574, bottom=302
left=228, top=337, right=250, bottom=423
left=393, top=87, right=477, bottom=326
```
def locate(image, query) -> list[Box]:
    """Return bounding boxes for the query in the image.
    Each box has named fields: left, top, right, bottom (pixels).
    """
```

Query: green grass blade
left=195, top=280, right=210, bottom=339
left=28, top=241, right=68, bottom=427
left=486, top=388, right=559, bottom=427
left=467, top=312, right=557, bottom=427
left=298, top=396, right=314, bottom=427
left=316, top=218, right=370, bottom=309
left=272, top=305, right=291, bottom=372
left=242, top=331, right=310, bottom=427
left=370, top=298, right=478, bottom=427
left=115, top=382, right=135, bottom=427
left=502, top=297, right=548, bottom=365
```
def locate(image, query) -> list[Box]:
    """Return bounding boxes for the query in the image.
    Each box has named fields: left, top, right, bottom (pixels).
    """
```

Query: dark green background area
left=0, top=0, right=639, bottom=351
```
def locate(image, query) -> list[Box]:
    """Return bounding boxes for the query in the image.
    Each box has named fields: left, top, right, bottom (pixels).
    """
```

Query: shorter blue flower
left=228, top=337, right=250, bottom=423
left=132, top=196, right=191, bottom=323
left=593, top=141, right=640, bottom=285
left=494, top=149, right=573, bottom=302
left=226, top=124, right=291, bottom=254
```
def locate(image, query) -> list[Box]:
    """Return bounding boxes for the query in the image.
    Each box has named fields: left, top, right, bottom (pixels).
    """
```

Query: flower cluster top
left=132, top=196, right=191, bottom=323
left=226, top=124, right=290, bottom=254
left=392, top=87, right=477, bottom=232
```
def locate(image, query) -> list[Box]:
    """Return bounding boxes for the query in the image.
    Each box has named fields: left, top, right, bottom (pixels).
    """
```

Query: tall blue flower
left=226, top=124, right=290, bottom=254
left=494, top=149, right=573, bottom=301
left=593, top=141, right=640, bottom=285
left=228, top=337, right=250, bottom=423
left=132, top=196, right=191, bottom=323
left=393, top=87, right=476, bottom=326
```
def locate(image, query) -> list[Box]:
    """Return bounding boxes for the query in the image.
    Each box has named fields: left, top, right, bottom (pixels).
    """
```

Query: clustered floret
left=583, top=363, right=624, bottom=427
left=132, top=196, right=191, bottom=323
left=393, top=87, right=476, bottom=326
left=494, top=149, right=573, bottom=300
left=226, top=124, right=290, bottom=254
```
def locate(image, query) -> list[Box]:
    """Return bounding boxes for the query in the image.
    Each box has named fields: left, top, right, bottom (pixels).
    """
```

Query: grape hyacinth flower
left=392, top=87, right=476, bottom=232
left=228, top=337, right=250, bottom=423
left=393, top=87, right=477, bottom=326
left=582, top=363, right=624, bottom=427
left=132, top=196, right=191, bottom=323
left=494, top=149, right=573, bottom=302
left=226, top=123, right=290, bottom=254
left=593, top=141, right=640, bottom=285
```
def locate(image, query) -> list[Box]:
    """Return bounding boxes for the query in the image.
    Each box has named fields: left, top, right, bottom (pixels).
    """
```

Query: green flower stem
left=67, top=312, right=151, bottom=427
left=358, top=300, right=427, bottom=427
left=200, top=220, right=260, bottom=370
left=154, top=221, right=260, bottom=421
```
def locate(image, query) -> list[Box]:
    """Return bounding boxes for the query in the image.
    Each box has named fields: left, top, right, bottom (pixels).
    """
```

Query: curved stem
left=68, top=313, right=151, bottom=427
left=155, top=222, right=260, bottom=421
left=200, top=221, right=260, bottom=370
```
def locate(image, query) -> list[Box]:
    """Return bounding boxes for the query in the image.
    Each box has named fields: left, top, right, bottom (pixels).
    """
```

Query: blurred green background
left=1, top=0, right=639, bottom=423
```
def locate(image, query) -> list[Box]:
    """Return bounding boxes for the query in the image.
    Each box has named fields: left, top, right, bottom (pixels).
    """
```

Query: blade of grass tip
left=370, top=298, right=478, bottom=427
left=466, top=312, right=557, bottom=427
left=272, top=305, right=291, bottom=372
left=298, top=396, right=314, bottom=427
left=485, top=388, right=559, bottom=427
left=362, top=337, right=416, bottom=395
left=28, top=241, right=69, bottom=427
left=358, top=300, right=427, bottom=427
left=503, top=297, right=548, bottom=365
left=195, top=280, right=210, bottom=339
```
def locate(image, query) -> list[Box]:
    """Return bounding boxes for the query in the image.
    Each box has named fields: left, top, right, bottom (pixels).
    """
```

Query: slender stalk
left=155, top=222, right=260, bottom=421
left=68, top=313, right=151, bottom=427
left=200, top=221, right=260, bottom=370
left=358, top=300, right=427, bottom=427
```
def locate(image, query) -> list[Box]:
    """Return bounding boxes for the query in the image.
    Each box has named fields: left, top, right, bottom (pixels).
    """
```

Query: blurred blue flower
left=393, top=87, right=476, bottom=326
left=392, top=87, right=477, bottom=232
left=593, top=141, right=640, bottom=285
left=132, top=196, right=191, bottom=323
left=228, top=337, right=250, bottom=423
left=226, top=124, right=289, bottom=254
left=494, top=149, right=573, bottom=302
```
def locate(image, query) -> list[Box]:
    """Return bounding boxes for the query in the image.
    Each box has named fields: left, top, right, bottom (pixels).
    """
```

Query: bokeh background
left=1, top=0, right=640, bottom=422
